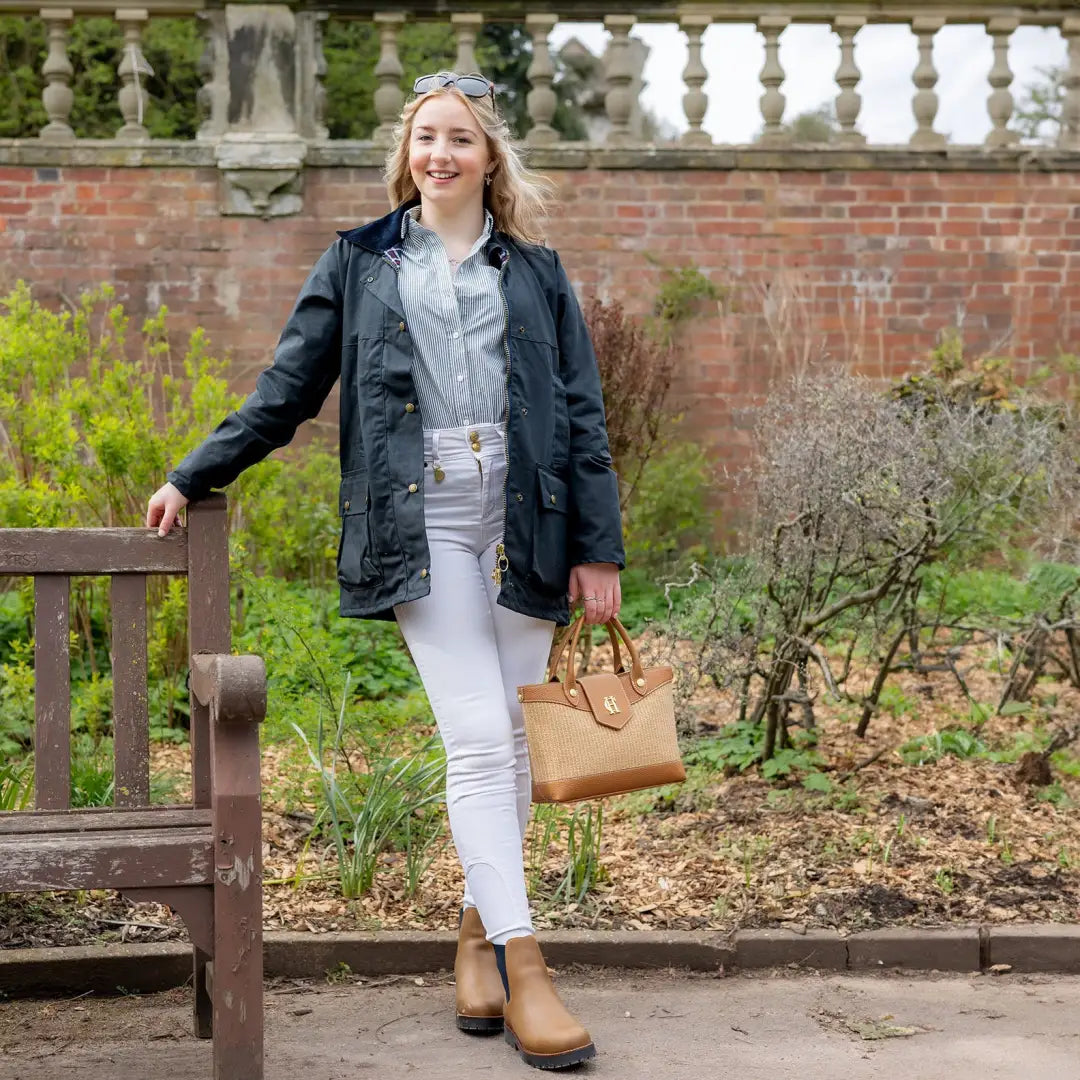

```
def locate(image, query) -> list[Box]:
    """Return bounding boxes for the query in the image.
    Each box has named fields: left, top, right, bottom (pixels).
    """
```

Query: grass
left=293, top=673, right=447, bottom=900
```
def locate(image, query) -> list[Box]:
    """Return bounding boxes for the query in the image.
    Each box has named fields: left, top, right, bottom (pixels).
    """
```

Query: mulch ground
left=3, top=633, right=1078, bottom=949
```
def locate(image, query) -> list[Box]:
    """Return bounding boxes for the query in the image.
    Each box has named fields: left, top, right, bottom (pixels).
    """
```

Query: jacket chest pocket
left=337, top=471, right=383, bottom=589
left=510, top=323, right=558, bottom=373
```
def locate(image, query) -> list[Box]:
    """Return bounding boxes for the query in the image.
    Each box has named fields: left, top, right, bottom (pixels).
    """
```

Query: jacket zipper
left=492, top=254, right=511, bottom=587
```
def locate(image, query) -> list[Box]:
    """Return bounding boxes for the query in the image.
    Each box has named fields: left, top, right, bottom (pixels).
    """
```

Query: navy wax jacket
left=168, top=201, right=625, bottom=626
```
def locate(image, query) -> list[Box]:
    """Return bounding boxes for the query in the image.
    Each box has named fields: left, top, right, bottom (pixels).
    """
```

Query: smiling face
left=408, top=93, right=493, bottom=215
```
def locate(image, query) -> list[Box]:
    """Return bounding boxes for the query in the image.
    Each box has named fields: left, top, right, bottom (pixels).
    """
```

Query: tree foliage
left=1015, top=64, right=1063, bottom=144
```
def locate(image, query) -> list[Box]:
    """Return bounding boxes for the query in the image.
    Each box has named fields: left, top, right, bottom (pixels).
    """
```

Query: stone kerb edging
left=1, top=926, right=1077, bottom=997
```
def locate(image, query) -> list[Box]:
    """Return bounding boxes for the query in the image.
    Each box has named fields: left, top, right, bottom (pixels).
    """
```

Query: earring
left=485, top=173, right=493, bottom=186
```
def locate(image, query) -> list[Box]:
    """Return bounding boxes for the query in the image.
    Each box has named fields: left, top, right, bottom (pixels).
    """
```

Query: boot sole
left=504, top=1025, right=597, bottom=1070
left=456, top=1012, right=504, bottom=1033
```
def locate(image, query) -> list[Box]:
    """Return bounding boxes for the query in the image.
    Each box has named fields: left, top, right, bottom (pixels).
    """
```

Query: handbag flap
left=578, top=673, right=634, bottom=730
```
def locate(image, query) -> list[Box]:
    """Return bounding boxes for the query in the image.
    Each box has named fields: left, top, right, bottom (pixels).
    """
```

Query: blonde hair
left=384, top=82, right=554, bottom=246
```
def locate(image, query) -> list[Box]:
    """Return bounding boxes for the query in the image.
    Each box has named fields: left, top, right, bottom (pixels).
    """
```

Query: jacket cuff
left=166, top=469, right=205, bottom=504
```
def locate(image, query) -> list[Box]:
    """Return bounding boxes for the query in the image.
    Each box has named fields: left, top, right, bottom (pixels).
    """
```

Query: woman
left=146, top=70, right=624, bottom=1071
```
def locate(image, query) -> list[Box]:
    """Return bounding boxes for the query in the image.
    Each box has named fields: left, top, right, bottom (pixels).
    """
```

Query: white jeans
left=393, top=421, right=555, bottom=946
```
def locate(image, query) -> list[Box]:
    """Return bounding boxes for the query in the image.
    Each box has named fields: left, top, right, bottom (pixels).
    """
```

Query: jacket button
left=343, top=500, right=350, bottom=511
left=420, top=568, right=428, bottom=578
left=408, top=483, right=418, bottom=493
left=550, top=494, right=557, bottom=504
left=405, top=403, right=415, bottom=413
left=520, top=407, right=528, bottom=416
left=399, top=321, right=406, bottom=332
left=518, top=326, right=525, bottom=333
left=516, top=492, right=523, bottom=502
left=365, top=276, right=374, bottom=283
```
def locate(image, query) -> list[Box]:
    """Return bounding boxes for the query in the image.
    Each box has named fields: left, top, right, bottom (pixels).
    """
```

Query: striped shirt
left=397, top=206, right=507, bottom=429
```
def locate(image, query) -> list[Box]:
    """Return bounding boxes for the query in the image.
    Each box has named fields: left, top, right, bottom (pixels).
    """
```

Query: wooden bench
left=0, top=495, right=266, bottom=1080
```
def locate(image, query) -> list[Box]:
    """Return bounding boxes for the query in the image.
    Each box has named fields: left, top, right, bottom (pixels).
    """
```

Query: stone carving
left=214, top=4, right=309, bottom=217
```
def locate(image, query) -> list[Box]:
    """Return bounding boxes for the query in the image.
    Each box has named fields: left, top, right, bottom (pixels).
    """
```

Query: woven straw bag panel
left=523, top=681, right=678, bottom=784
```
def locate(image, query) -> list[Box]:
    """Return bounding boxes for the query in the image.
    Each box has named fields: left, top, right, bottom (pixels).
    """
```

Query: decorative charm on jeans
left=516, top=615, right=684, bottom=803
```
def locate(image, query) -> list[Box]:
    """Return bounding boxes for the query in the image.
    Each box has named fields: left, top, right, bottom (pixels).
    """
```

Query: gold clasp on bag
left=603, top=695, right=620, bottom=714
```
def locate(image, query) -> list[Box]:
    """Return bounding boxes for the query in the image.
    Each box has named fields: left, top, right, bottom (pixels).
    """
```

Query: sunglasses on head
left=413, top=71, right=496, bottom=107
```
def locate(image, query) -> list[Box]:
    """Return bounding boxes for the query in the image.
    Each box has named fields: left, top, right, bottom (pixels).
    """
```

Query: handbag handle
left=559, top=614, right=648, bottom=702
left=547, top=614, right=625, bottom=680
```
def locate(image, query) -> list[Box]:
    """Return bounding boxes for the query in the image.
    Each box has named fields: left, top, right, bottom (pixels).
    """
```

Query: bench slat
left=0, top=827, right=213, bottom=891
left=0, top=529, right=188, bottom=575
left=34, top=575, right=70, bottom=810
left=0, top=806, right=212, bottom=834
left=111, top=574, right=150, bottom=806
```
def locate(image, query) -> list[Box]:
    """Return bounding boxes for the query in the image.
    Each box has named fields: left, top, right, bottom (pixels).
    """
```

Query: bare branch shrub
left=582, top=295, right=677, bottom=513
left=661, top=366, right=1080, bottom=759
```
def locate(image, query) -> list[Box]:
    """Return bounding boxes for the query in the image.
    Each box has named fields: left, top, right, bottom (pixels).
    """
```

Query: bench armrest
left=190, top=654, right=267, bottom=725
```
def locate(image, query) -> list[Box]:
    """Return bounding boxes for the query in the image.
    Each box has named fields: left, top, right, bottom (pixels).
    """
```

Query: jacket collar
left=338, top=200, right=509, bottom=267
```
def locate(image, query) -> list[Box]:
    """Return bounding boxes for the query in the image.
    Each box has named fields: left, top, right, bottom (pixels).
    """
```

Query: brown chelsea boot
left=499, top=934, right=596, bottom=1070
left=454, top=906, right=505, bottom=1033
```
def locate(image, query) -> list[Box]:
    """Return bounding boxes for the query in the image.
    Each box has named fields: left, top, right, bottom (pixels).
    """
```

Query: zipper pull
left=491, top=543, right=509, bottom=585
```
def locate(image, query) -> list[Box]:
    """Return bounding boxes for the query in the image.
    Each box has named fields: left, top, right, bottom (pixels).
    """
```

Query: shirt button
left=451, top=331, right=460, bottom=339
left=405, top=403, right=415, bottom=413
left=399, top=321, right=406, bottom=332
left=457, top=373, right=465, bottom=382
left=408, top=483, right=418, bottom=493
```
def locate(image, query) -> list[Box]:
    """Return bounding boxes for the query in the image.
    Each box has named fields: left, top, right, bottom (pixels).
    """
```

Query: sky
left=548, top=22, right=1066, bottom=144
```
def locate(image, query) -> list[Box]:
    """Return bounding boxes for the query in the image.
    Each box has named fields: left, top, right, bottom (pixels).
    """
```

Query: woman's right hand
left=146, top=482, right=189, bottom=537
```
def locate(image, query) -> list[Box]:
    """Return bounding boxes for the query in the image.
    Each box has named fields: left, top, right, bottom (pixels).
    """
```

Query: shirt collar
left=403, top=205, right=494, bottom=259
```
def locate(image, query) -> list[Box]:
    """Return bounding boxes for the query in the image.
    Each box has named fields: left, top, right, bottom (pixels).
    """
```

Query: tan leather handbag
left=517, top=614, right=685, bottom=803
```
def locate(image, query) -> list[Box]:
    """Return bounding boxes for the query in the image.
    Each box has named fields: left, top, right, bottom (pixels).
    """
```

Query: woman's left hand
left=568, top=562, right=621, bottom=626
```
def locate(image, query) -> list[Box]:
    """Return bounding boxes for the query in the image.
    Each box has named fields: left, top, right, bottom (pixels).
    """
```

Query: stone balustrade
left=1, top=1, right=1075, bottom=149
left=1, top=1, right=1075, bottom=214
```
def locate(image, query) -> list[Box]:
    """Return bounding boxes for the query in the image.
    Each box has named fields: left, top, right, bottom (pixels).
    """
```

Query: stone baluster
left=680, top=14, right=711, bottom=147
left=452, top=12, right=482, bottom=75
left=525, top=13, right=558, bottom=146
left=603, top=14, right=636, bottom=146
left=372, top=12, right=406, bottom=147
left=985, top=17, right=1018, bottom=148
left=757, top=16, right=789, bottom=144
left=1061, top=16, right=1080, bottom=151
left=310, top=10, right=329, bottom=140
left=39, top=7, right=75, bottom=142
left=195, top=10, right=227, bottom=141
left=909, top=17, right=946, bottom=149
left=116, top=8, right=152, bottom=140
left=833, top=16, right=866, bottom=146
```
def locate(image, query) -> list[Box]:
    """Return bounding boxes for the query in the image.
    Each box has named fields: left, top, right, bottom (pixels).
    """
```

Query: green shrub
left=0, top=281, right=349, bottom=741
left=622, top=432, right=718, bottom=577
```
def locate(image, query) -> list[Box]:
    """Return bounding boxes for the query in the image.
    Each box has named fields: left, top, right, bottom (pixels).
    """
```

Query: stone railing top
left=0, top=0, right=1074, bottom=18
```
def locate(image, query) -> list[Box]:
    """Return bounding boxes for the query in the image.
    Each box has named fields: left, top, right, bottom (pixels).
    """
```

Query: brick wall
left=1, top=163, right=1076, bottom=478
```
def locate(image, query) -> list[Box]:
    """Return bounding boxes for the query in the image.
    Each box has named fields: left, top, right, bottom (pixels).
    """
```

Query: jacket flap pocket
left=537, top=467, right=568, bottom=514
left=510, top=323, right=557, bottom=348
left=339, top=473, right=370, bottom=516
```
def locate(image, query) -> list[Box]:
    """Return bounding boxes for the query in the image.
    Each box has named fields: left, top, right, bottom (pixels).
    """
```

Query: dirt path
left=2, top=969, right=1078, bottom=1080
